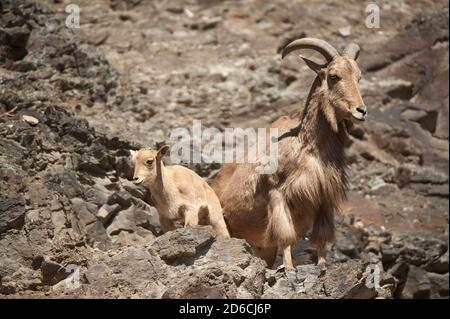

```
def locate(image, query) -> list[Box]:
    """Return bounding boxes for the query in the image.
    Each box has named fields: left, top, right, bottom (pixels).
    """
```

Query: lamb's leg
left=184, top=207, right=199, bottom=227
left=160, top=217, right=176, bottom=233
left=211, top=217, right=230, bottom=238
left=282, top=245, right=294, bottom=269
left=208, top=208, right=230, bottom=238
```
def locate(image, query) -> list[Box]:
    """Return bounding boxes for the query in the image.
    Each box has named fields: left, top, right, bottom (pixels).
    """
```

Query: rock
left=51, top=210, right=67, bottom=235
left=338, top=26, right=351, bottom=37
left=334, top=224, right=360, bottom=258
left=401, top=266, right=431, bottom=299
left=113, top=230, right=154, bottom=247
left=121, top=179, right=148, bottom=200
left=70, top=198, right=97, bottom=226
left=380, top=243, right=399, bottom=264
left=41, top=257, right=68, bottom=285
left=323, top=261, right=378, bottom=299
left=399, top=237, right=447, bottom=267
left=162, top=230, right=266, bottom=299
left=96, top=203, right=121, bottom=224
left=427, top=272, right=449, bottom=298
left=395, top=164, right=448, bottom=188
left=151, top=226, right=216, bottom=264
left=435, top=98, right=449, bottom=139
left=0, top=197, right=26, bottom=234
left=22, top=115, right=39, bottom=125
left=86, top=247, right=167, bottom=298
left=426, top=250, right=449, bottom=274
left=106, top=204, right=151, bottom=236
left=107, top=190, right=132, bottom=208
left=162, top=266, right=242, bottom=299
left=85, top=221, right=111, bottom=250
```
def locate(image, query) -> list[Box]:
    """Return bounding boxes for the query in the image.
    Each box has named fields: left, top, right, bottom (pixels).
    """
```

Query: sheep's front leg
left=266, top=189, right=296, bottom=269
left=160, top=216, right=176, bottom=233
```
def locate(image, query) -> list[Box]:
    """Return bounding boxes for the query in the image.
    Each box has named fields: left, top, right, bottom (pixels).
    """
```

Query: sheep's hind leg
left=316, top=242, right=327, bottom=265
left=252, top=246, right=278, bottom=269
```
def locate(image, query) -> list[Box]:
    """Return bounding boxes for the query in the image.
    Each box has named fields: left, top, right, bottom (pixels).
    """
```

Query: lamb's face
left=130, top=148, right=158, bottom=185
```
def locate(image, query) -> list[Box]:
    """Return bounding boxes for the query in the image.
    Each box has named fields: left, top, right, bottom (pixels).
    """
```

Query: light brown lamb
left=131, top=145, right=230, bottom=237
left=211, top=38, right=367, bottom=268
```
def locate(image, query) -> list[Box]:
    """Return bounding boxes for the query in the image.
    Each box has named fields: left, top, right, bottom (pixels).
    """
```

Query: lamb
left=211, top=38, right=367, bottom=268
left=131, top=145, right=230, bottom=237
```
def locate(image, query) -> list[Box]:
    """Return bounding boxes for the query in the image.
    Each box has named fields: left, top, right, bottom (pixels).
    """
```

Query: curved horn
left=342, top=43, right=360, bottom=60
left=281, top=37, right=339, bottom=63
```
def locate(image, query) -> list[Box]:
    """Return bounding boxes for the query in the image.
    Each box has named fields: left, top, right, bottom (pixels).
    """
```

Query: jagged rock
left=97, top=203, right=121, bottom=223
left=152, top=226, right=216, bottom=264
left=0, top=197, right=26, bottom=234
left=106, top=204, right=152, bottom=236
left=161, top=228, right=266, bottom=299
left=427, top=272, right=449, bottom=298
left=85, top=247, right=168, bottom=298
left=70, top=198, right=97, bottom=226
left=435, top=98, right=449, bottom=139
left=426, top=250, right=449, bottom=274
left=402, top=266, right=431, bottom=299
left=40, top=257, right=68, bottom=285
left=85, top=221, right=111, bottom=250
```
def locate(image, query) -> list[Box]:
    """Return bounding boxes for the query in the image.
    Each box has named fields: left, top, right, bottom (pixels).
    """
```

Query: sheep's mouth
left=133, top=178, right=144, bottom=185
left=351, top=111, right=366, bottom=122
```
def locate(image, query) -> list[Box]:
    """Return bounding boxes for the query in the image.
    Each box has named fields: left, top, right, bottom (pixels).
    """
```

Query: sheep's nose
left=133, top=177, right=139, bottom=181
left=356, top=106, right=367, bottom=116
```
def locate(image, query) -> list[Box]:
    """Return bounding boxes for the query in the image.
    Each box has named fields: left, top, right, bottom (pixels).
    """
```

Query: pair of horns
left=281, top=37, right=360, bottom=62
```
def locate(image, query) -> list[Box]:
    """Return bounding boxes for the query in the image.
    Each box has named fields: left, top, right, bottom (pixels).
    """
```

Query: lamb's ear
left=300, top=55, right=327, bottom=79
left=156, top=145, right=170, bottom=159
left=129, top=150, right=137, bottom=157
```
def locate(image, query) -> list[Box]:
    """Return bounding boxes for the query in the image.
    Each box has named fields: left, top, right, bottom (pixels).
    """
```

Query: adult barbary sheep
left=211, top=38, right=367, bottom=268
left=131, top=145, right=230, bottom=237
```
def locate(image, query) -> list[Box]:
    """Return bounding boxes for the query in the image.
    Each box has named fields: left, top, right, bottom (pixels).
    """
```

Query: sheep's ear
left=129, top=150, right=137, bottom=157
left=157, top=145, right=170, bottom=159
left=300, top=55, right=327, bottom=79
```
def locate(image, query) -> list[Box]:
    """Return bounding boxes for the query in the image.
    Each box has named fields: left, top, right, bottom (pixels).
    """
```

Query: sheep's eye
left=146, top=159, right=154, bottom=166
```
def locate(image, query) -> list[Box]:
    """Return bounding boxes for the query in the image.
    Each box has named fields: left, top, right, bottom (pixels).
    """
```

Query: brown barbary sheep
left=131, top=145, right=230, bottom=237
left=211, top=38, right=367, bottom=269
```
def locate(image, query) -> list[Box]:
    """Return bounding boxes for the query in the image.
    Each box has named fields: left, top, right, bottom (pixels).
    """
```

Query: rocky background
left=0, top=0, right=448, bottom=298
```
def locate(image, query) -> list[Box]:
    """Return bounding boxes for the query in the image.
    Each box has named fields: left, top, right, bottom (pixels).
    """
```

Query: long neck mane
left=298, top=76, right=347, bottom=166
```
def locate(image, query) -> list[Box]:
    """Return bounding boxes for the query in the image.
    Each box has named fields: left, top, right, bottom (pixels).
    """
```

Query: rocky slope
left=0, top=0, right=448, bottom=298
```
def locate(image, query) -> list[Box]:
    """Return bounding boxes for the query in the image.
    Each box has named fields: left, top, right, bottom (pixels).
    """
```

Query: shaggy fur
left=211, top=40, right=366, bottom=268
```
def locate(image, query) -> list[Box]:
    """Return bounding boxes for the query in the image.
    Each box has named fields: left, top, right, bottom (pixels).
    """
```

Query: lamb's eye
left=146, top=159, right=154, bottom=166
left=329, top=74, right=340, bottom=81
